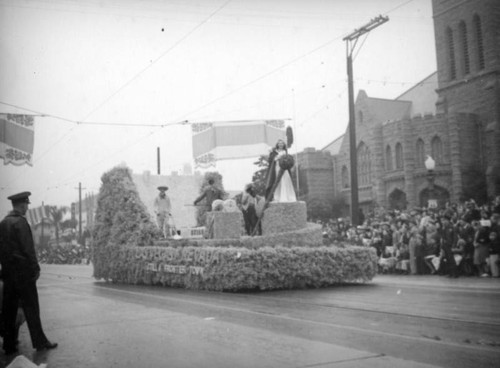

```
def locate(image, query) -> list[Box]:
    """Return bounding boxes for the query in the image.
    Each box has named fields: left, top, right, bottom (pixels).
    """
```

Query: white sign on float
left=146, top=263, right=204, bottom=275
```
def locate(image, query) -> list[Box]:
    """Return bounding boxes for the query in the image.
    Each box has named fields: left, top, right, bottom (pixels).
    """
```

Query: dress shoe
left=36, top=342, right=58, bottom=351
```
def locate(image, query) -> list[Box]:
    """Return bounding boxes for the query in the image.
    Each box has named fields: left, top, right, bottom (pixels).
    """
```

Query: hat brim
left=157, top=186, right=169, bottom=191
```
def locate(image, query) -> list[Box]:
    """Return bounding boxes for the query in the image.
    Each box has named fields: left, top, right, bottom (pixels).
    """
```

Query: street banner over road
left=0, top=113, right=35, bottom=166
left=192, top=119, right=285, bottom=168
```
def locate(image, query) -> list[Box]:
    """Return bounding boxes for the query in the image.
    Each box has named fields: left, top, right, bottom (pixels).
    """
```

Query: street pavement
left=1, top=265, right=499, bottom=368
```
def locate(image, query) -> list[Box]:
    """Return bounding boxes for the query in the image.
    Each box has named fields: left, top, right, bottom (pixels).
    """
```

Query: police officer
left=0, top=192, right=57, bottom=354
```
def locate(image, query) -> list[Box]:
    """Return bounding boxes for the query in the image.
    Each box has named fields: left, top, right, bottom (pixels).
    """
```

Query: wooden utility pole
left=75, top=182, right=86, bottom=244
left=41, top=201, right=44, bottom=243
left=157, top=147, right=161, bottom=175
left=343, top=15, right=388, bottom=226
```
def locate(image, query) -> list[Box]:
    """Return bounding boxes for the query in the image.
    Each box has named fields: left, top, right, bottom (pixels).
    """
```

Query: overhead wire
left=81, top=0, right=233, bottom=122
left=171, top=0, right=417, bottom=122
left=2, top=0, right=420, bottom=195
left=2, top=0, right=232, bottom=190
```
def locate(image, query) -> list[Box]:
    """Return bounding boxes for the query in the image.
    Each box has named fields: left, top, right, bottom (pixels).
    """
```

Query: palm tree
left=48, top=206, right=67, bottom=246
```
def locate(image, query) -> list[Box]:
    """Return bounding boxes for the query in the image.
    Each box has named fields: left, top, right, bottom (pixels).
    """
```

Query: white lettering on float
left=146, top=263, right=203, bottom=275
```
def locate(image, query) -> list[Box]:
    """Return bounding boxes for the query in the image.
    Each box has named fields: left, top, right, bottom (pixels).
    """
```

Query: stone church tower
left=432, top=0, right=500, bottom=199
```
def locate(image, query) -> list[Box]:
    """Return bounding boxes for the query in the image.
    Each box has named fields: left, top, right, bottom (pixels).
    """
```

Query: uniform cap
left=7, top=191, right=31, bottom=204
left=157, top=186, right=169, bottom=191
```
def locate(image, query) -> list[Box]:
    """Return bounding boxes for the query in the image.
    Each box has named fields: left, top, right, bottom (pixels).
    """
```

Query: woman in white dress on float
left=264, top=139, right=297, bottom=203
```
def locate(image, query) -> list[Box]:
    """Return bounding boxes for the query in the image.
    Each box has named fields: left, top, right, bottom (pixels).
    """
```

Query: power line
left=173, top=37, right=345, bottom=122
left=0, top=101, right=190, bottom=127
left=383, top=0, right=414, bottom=16
left=171, top=0, right=416, bottom=123
left=2, top=0, right=231, bottom=188
left=80, top=0, right=232, bottom=123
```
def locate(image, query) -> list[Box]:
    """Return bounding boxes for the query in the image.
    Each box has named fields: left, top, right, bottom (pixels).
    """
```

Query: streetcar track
left=40, top=271, right=500, bottom=328
left=43, top=277, right=500, bottom=354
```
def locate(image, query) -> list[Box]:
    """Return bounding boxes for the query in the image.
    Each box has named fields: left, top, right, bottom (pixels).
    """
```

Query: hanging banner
left=192, top=119, right=285, bottom=168
left=27, top=205, right=50, bottom=227
left=0, top=113, right=35, bottom=166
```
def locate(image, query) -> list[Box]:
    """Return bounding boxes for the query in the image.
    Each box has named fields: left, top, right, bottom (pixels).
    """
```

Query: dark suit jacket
left=0, top=210, right=40, bottom=280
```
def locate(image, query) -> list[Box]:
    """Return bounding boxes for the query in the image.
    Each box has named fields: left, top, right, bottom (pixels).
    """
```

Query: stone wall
left=294, top=148, right=334, bottom=201
left=433, top=0, right=500, bottom=197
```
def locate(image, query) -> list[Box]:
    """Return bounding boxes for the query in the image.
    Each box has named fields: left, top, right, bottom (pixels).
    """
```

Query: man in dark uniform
left=0, top=192, right=57, bottom=354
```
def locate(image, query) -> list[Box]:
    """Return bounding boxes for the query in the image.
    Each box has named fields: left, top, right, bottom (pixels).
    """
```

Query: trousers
left=2, top=275, right=49, bottom=350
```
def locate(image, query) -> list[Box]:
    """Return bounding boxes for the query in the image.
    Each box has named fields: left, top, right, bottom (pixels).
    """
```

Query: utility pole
left=292, top=88, right=300, bottom=194
left=157, top=147, right=161, bottom=175
left=343, top=15, right=388, bottom=226
left=75, top=182, right=86, bottom=244
left=41, top=201, right=44, bottom=244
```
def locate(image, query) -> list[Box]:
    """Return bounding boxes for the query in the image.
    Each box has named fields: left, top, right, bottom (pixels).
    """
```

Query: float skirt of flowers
left=98, top=244, right=378, bottom=291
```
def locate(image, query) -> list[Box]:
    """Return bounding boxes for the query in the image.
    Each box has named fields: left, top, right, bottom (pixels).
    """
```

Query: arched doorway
left=419, top=185, right=450, bottom=209
left=388, top=189, right=407, bottom=210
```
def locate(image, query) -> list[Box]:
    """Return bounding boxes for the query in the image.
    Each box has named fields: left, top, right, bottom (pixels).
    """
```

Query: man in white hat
left=154, top=186, right=172, bottom=238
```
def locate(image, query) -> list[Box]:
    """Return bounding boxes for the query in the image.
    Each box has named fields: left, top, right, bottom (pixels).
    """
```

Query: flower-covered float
left=91, top=165, right=377, bottom=291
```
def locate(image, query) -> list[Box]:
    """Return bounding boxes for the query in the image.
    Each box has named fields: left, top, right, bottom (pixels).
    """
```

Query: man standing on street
left=0, top=192, right=57, bottom=354
left=154, top=186, right=172, bottom=238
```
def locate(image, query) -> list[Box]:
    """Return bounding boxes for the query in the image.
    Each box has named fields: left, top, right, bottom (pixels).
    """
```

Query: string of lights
left=1, top=0, right=419, bottom=197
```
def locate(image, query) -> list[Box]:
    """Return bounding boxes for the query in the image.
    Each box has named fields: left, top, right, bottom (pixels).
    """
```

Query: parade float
left=91, top=165, right=377, bottom=292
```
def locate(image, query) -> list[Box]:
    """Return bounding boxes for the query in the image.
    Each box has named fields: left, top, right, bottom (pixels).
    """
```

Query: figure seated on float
left=241, top=183, right=265, bottom=236
left=205, top=199, right=243, bottom=239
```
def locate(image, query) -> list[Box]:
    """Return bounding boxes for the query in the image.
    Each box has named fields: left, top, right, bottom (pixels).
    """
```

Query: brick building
left=295, top=0, right=500, bottom=217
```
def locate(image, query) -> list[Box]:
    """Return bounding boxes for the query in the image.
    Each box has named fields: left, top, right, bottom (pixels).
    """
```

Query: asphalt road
left=1, top=264, right=499, bottom=368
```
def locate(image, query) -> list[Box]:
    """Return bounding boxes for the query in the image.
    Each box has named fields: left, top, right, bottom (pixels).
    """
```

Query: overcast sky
left=0, top=0, right=436, bottom=215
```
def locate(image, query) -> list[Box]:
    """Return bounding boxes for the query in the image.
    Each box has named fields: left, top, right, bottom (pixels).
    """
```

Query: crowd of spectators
left=321, top=196, right=500, bottom=278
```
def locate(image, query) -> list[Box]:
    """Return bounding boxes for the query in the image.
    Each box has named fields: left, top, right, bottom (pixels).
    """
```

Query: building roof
left=322, top=134, right=344, bottom=155
left=394, top=72, right=438, bottom=116
left=364, top=96, right=412, bottom=123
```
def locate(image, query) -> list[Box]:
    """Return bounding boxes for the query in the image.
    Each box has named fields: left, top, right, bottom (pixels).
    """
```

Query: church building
left=295, top=0, right=500, bottom=216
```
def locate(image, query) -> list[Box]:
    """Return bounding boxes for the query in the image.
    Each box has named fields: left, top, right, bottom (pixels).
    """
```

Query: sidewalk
left=373, top=273, right=500, bottom=291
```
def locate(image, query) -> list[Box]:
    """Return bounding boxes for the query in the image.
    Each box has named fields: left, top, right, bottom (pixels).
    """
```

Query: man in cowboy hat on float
left=154, top=186, right=172, bottom=238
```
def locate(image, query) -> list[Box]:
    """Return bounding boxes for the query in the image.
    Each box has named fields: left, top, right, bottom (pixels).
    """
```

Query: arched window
left=385, top=145, right=393, bottom=171
left=473, top=14, right=485, bottom=70
left=446, top=27, right=457, bottom=80
left=357, top=142, right=371, bottom=186
left=395, top=143, right=404, bottom=169
left=459, top=21, right=470, bottom=75
left=341, top=165, right=349, bottom=188
left=431, top=136, right=443, bottom=164
left=416, top=139, right=425, bottom=168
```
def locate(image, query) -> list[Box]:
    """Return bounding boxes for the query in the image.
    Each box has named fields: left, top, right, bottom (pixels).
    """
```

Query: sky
left=0, top=0, right=437, bottom=216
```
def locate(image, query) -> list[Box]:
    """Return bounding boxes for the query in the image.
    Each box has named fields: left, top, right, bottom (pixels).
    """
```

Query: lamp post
left=425, top=155, right=437, bottom=209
